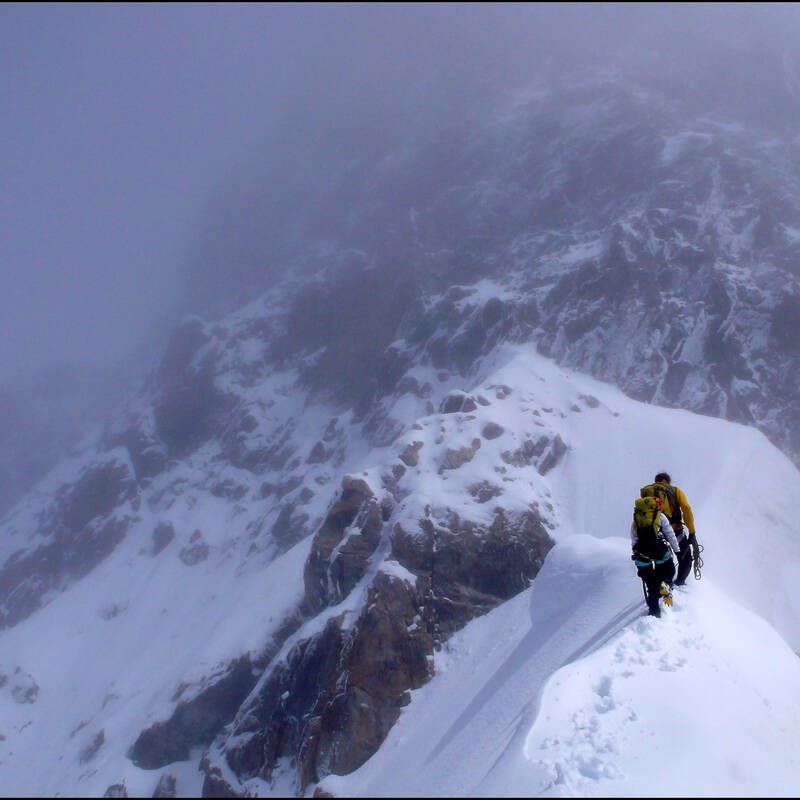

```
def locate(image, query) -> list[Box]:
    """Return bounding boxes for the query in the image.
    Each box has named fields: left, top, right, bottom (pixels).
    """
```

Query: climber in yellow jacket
left=640, top=472, right=699, bottom=586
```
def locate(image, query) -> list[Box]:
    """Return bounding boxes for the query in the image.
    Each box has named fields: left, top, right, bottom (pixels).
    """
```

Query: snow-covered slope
left=193, top=78, right=800, bottom=469
left=324, top=538, right=800, bottom=798
left=2, top=344, right=799, bottom=797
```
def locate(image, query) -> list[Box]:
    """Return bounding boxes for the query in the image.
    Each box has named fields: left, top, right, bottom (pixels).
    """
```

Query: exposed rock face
left=192, top=81, right=800, bottom=468
left=80, top=729, right=106, bottom=763
left=440, top=438, right=481, bottom=472
left=481, top=422, right=505, bottom=440
left=468, top=480, right=504, bottom=503
left=398, top=441, right=424, bottom=467
left=303, top=477, right=383, bottom=614
left=392, top=508, right=553, bottom=637
left=0, top=454, right=137, bottom=629
left=440, top=391, right=478, bottom=414
left=9, top=667, right=39, bottom=704
left=178, top=530, right=210, bottom=566
left=539, top=435, right=569, bottom=476
left=202, top=472, right=555, bottom=795
left=152, top=774, right=177, bottom=798
left=151, top=522, right=175, bottom=556
left=130, top=657, right=257, bottom=769
left=7, top=69, right=800, bottom=799
left=270, top=503, right=311, bottom=552
left=152, top=318, right=223, bottom=458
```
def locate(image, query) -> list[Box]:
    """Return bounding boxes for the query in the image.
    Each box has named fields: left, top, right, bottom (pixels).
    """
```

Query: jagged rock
left=440, top=438, right=481, bottom=472
left=306, top=441, right=327, bottom=464
left=298, top=486, right=315, bottom=504
left=303, top=477, right=381, bottom=614
left=199, top=756, right=240, bottom=798
left=468, top=481, right=504, bottom=503
left=206, top=574, right=432, bottom=794
left=80, top=729, right=105, bottom=763
left=399, top=441, right=423, bottom=467
left=207, top=498, right=554, bottom=794
left=538, top=434, right=569, bottom=475
left=56, top=456, right=137, bottom=534
left=481, top=422, right=504, bottom=440
left=209, top=480, right=248, bottom=501
left=271, top=503, right=310, bottom=551
left=152, top=773, right=177, bottom=798
left=276, top=474, right=303, bottom=499
left=440, top=391, right=477, bottom=414
left=152, top=522, right=175, bottom=556
left=501, top=435, right=549, bottom=468
left=10, top=668, right=39, bottom=704
left=153, top=318, right=224, bottom=457
left=392, top=508, right=554, bottom=636
left=322, top=418, right=339, bottom=442
left=103, top=783, right=128, bottom=798
left=396, top=375, right=430, bottom=397
left=130, top=656, right=257, bottom=769
left=0, top=455, right=136, bottom=629
left=106, top=424, right=167, bottom=482
left=179, top=532, right=209, bottom=566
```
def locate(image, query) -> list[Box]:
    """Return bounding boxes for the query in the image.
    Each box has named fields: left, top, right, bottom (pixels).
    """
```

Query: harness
left=633, top=552, right=673, bottom=569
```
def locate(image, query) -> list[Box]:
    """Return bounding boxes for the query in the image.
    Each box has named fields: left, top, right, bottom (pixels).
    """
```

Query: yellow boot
left=660, top=581, right=673, bottom=607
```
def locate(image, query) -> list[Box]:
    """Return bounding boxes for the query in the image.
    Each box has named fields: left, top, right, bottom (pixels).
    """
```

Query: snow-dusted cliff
left=2, top=329, right=800, bottom=796
left=3, top=72, right=800, bottom=798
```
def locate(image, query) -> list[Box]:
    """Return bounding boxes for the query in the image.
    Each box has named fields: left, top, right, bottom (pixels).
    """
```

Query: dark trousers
left=675, top=534, right=693, bottom=586
left=637, top=559, right=675, bottom=617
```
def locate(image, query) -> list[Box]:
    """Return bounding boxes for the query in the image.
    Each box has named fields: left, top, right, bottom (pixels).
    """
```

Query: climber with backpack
left=631, top=494, right=681, bottom=617
left=640, top=472, right=701, bottom=585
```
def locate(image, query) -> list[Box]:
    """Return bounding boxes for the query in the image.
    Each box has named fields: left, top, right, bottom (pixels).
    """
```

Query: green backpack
left=641, top=482, right=682, bottom=531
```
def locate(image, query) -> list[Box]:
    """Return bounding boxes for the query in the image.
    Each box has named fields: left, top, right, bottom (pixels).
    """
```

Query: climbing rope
left=692, top=536, right=704, bottom=580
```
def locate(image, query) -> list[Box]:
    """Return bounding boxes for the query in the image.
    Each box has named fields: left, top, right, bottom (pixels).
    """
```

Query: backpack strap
left=662, top=483, right=684, bottom=533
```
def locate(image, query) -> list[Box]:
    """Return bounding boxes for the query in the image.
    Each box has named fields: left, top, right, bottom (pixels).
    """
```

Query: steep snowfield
left=323, top=538, right=800, bottom=798
left=2, top=345, right=800, bottom=797
left=322, top=351, right=800, bottom=797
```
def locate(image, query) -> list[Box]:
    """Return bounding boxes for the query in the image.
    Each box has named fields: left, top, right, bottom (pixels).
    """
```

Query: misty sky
left=2, top=3, right=798, bottom=383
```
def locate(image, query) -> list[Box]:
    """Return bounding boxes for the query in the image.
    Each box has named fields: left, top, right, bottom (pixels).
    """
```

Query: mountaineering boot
left=659, top=581, right=673, bottom=607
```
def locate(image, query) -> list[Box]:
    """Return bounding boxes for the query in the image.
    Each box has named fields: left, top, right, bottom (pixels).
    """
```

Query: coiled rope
left=692, top=537, right=704, bottom=580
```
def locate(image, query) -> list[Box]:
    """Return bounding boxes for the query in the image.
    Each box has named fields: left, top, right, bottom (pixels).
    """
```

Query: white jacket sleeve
left=659, top=514, right=680, bottom=554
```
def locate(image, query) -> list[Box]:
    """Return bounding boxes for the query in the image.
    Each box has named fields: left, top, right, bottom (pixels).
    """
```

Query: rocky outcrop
left=130, top=656, right=258, bottom=769
left=152, top=774, right=177, bottom=798
left=391, top=508, right=554, bottom=637
left=178, top=530, right=210, bottom=566
left=152, top=317, right=233, bottom=459
left=439, top=438, right=481, bottom=472
left=0, top=454, right=137, bottom=629
left=303, top=477, right=383, bottom=614
left=201, top=477, right=554, bottom=795
left=210, top=574, right=431, bottom=795
left=151, top=522, right=175, bottom=556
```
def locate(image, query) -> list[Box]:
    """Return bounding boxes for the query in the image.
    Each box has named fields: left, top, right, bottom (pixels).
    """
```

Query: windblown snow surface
left=321, top=351, right=800, bottom=798
left=2, top=347, right=800, bottom=797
